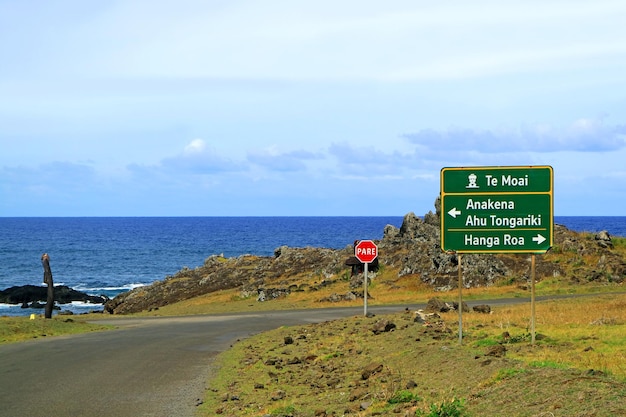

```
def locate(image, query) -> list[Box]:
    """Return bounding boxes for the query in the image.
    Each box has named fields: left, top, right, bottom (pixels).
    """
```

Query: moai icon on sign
left=466, top=173, right=479, bottom=189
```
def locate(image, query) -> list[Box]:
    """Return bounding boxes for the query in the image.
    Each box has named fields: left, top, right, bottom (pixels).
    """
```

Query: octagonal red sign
left=355, top=240, right=378, bottom=263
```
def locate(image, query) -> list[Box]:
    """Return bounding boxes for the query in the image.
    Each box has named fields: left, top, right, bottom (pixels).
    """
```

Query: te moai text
left=485, top=174, right=529, bottom=187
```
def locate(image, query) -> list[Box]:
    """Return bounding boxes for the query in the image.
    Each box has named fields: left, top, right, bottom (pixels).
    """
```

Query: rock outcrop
left=104, top=198, right=626, bottom=314
left=105, top=246, right=348, bottom=314
left=0, top=285, right=106, bottom=306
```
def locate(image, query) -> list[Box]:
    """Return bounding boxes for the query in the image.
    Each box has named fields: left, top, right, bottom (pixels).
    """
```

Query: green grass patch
left=471, top=337, right=501, bottom=347
left=388, top=389, right=420, bottom=404
left=493, top=367, right=530, bottom=382
left=529, top=359, right=570, bottom=370
left=269, top=404, right=296, bottom=416
left=610, top=236, right=626, bottom=249
left=0, top=315, right=111, bottom=344
left=417, top=398, right=468, bottom=417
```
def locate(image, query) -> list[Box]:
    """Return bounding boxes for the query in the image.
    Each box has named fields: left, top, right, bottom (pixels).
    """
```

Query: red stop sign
left=355, top=240, right=378, bottom=263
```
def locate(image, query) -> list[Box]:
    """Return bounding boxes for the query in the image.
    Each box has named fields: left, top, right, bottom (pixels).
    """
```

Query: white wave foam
left=74, top=283, right=147, bottom=292
left=68, top=300, right=102, bottom=305
left=0, top=303, right=22, bottom=311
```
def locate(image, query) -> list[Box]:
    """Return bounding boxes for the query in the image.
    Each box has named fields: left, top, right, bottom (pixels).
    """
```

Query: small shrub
left=550, top=244, right=562, bottom=254
left=271, top=404, right=296, bottom=416
left=388, top=389, right=420, bottom=404
left=508, top=333, right=531, bottom=343
left=496, top=275, right=519, bottom=286
left=417, top=397, right=467, bottom=417
left=493, top=367, right=528, bottom=382
left=321, top=352, right=342, bottom=360
left=529, top=360, right=568, bottom=370
left=612, top=236, right=626, bottom=248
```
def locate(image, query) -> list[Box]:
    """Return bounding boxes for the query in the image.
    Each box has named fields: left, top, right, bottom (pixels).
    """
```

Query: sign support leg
left=363, top=262, right=368, bottom=317
left=458, top=253, right=463, bottom=345
left=531, top=254, right=536, bottom=345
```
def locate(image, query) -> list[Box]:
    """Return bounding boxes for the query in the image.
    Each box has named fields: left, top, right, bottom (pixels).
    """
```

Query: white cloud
left=158, top=140, right=244, bottom=175
left=403, top=118, right=626, bottom=154
left=247, top=147, right=323, bottom=172
left=183, top=139, right=206, bottom=154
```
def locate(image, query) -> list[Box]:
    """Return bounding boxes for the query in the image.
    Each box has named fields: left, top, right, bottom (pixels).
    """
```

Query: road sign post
left=355, top=240, right=378, bottom=317
left=441, top=166, right=553, bottom=344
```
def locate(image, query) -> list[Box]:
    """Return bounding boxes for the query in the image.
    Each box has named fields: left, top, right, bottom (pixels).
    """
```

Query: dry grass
left=132, top=260, right=624, bottom=319
left=4, top=269, right=626, bottom=415
left=458, top=293, right=626, bottom=379
left=201, top=292, right=626, bottom=417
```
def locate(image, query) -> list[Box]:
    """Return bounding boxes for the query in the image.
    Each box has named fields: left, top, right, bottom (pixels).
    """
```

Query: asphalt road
left=0, top=305, right=416, bottom=417
left=0, top=296, right=587, bottom=417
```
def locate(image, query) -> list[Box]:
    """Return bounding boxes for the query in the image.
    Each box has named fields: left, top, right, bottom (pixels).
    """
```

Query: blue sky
left=1, top=1, right=626, bottom=216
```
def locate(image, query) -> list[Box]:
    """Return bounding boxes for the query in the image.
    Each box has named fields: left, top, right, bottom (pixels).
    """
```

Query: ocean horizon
left=2, top=216, right=625, bottom=316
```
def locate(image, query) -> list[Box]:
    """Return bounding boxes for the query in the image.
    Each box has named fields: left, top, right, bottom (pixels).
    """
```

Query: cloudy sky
left=1, top=1, right=626, bottom=216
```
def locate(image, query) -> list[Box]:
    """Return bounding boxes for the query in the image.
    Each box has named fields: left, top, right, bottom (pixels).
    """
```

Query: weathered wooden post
left=41, top=253, right=54, bottom=319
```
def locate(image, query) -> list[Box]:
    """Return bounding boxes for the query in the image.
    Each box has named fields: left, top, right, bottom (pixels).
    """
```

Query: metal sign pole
left=440, top=166, right=553, bottom=347
left=458, top=253, right=463, bottom=344
left=363, top=262, right=369, bottom=317
left=531, top=254, right=536, bottom=345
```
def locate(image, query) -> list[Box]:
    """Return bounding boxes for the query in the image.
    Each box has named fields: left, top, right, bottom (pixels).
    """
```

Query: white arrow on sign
left=447, top=207, right=462, bottom=218
left=532, top=234, right=546, bottom=245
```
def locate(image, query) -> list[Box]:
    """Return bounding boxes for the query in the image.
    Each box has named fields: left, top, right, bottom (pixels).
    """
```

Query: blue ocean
left=1, top=216, right=625, bottom=316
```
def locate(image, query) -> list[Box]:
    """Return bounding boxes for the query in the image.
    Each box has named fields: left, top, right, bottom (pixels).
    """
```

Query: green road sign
left=441, top=166, right=553, bottom=254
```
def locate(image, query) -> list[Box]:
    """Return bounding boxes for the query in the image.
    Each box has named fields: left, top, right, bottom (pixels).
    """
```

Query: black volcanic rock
left=0, top=285, right=106, bottom=305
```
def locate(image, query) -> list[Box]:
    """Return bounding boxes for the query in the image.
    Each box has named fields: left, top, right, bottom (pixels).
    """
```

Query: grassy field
left=5, top=275, right=622, bottom=344
left=199, top=292, right=626, bottom=417
left=3, top=258, right=625, bottom=416
left=0, top=315, right=111, bottom=344
left=3, top=286, right=626, bottom=416
left=124, top=279, right=625, bottom=321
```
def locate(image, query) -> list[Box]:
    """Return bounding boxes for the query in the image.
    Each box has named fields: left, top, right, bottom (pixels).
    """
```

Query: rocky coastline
left=104, top=201, right=626, bottom=314
left=0, top=285, right=106, bottom=311
left=6, top=199, right=622, bottom=316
